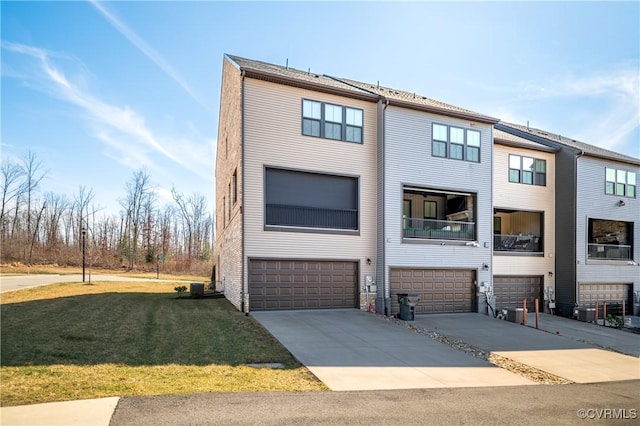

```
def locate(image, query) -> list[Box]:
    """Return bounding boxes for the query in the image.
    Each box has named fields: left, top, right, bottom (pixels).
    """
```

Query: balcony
left=494, top=234, right=541, bottom=252
left=403, top=217, right=476, bottom=241
left=588, top=243, right=632, bottom=260
left=266, top=203, right=358, bottom=230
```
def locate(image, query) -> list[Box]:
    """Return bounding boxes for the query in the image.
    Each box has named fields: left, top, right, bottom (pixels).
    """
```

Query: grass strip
left=1, top=282, right=327, bottom=406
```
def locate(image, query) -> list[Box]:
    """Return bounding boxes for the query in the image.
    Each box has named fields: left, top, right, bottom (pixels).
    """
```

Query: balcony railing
left=403, top=217, right=475, bottom=241
left=266, top=204, right=358, bottom=230
left=588, top=243, right=632, bottom=260
left=494, top=234, right=542, bottom=252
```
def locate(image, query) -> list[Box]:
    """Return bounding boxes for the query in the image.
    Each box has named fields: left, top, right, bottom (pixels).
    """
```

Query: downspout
left=574, top=149, right=584, bottom=311
left=241, top=69, right=248, bottom=315
left=380, top=98, right=390, bottom=315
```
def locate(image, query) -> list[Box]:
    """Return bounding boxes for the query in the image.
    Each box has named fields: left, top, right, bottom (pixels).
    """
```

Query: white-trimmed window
left=302, top=99, right=363, bottom=143
left=431, top=123, right=481, bottom=162
left=509, top=154, right=546, bottom=186
left=606, top=167, right=636, bottom=198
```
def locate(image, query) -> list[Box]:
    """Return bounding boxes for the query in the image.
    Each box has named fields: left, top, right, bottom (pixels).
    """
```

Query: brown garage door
left=579, top=283, right=631, bottom=306
left=249, top=259, right=357, bottom=311
left=390, top=269, right=475, bottom=314
left=493, top=276, right=543, bottom=310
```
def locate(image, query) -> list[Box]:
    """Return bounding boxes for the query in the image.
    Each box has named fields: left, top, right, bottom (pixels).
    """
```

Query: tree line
left=1, top=151, right=214, bottom=275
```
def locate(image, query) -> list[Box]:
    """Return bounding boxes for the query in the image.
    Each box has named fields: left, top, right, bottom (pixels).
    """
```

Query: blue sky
left=2, top=1, right=639, bottom=216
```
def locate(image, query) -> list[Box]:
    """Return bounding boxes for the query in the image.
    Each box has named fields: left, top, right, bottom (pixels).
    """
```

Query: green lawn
left=0, top=282, right=326, bottom=406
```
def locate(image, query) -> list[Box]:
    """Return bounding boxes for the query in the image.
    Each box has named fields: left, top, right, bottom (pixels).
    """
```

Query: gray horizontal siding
left=576, top=156, right=640, bottom=288
left=382, top=106, right=493, bottom=299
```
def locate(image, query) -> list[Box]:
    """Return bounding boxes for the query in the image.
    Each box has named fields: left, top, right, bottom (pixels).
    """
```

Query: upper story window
left=432, top=123, right=480, bottom=162
left=605, top=167, right=636, bottom=198
left=302, top=99, right=363, bottom=143
left=509, top=155, right=546, bottom=186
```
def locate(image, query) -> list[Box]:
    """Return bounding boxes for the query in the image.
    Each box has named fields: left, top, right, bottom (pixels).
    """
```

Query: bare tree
left=120, top=169, right=155, bottom=269
left=0, top=158, right=25, bottom=238
left=22, top=151, right=47, bottom=260
left=172, top=189, right=211, bottom=264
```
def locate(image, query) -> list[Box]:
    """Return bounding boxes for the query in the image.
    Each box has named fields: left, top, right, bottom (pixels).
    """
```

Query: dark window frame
left=232, top=169, right=238, bottom=204
left=431, top=123, right=481, bottom=163
left=508, top=154, right=547, bottom=186
left=302, top=99, right=364, bottom=144
left=605, top=167, right=636, bottom=198
left=424, top=200, right=437, bottom=219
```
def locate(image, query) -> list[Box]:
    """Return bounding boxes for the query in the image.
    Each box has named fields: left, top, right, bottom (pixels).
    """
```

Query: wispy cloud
left=89, top=0, right=211, bottom=112
left=1, top=41, right=215, bottom=181
left=481, top=65, right=639, bottom=157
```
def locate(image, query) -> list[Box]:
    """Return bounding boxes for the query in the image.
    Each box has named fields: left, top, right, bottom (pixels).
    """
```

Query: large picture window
left=302, top=99, right=363, bottom=143
left=605, top=167, right=636, bottom=198
left=431, top=123, right=481, bottom=162
left=265, top=168, right=359, bottom=232
left=509, top=155, right=546, bottom=186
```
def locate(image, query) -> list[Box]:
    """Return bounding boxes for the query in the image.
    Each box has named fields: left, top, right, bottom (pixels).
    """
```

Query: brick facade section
left=216, top=58, right=244, bottom=311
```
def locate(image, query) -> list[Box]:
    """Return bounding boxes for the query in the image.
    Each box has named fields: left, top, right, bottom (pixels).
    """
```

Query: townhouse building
left=216, top=55, right=379, bottom=312
left=216, top=54, right=498, bottom=315
left=216, top=54, right=639, bottom=319
left=491, top=130, right=557, bottom=314
left=496, top=123, right=640, bottom=317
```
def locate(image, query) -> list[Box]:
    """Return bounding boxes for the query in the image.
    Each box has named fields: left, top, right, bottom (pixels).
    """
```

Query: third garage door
left=390, top=269, right=475, bottom=314
left=249, top=259, right=357, bottom=311
left=493, top=276, right=543, bottom=310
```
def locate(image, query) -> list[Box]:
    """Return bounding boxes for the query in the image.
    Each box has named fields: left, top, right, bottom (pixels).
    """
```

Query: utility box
left=397, top=293, right=420, bottom=321
left=577, top=308, right=595, bottom=322
left=506, top=308, right=527, bottom=324
left=190, top=282, right=205, bottom=298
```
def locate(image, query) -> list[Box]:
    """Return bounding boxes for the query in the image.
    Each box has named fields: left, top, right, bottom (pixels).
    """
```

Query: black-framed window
left=424, top=200, right=437, bottom=219
left=265, top=167, right=358, bottom=231
left=302, top=99, right=363, bottom=143
left=232, top=169, right=238, bottom=204
left=432, top=123, right=480, bottom=162
left=509, top=155, right=546, bottom=186
left=605, top=167, right=636, bottom=198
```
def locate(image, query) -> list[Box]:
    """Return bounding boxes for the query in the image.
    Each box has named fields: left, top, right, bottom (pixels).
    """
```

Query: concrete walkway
left=0, top=397, right=119, bottom=426
left=0, top=274, right=178, bottom=293
left=252, top=310, right=535, bottom=391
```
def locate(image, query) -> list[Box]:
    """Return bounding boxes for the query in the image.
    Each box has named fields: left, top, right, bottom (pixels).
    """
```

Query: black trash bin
left=397, top=293, right=420, bottom=321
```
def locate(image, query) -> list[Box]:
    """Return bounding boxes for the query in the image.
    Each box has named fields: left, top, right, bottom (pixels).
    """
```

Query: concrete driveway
left=252, top=309, right=534, bottom=391
left=412, top=313, right=639, bottom=384
left=253, top=310, right=640, bottom=391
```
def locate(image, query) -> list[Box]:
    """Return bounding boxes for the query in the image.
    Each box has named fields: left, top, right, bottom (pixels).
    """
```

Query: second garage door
left=493, top=276, right=543, bottom=310
left=389, top=268, right=475, bottom=314
left=579, top=283, right=631, bottom=306
left=249, top=259, right=357, bottom=311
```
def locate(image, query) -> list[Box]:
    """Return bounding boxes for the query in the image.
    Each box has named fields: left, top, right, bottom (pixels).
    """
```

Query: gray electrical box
left=506, top=308, right=527, bottom=324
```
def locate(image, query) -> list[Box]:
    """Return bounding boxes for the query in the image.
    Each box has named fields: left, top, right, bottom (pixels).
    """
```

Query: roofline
left=227, top=54, right=499, bottom=123
left=239, top=67, right=380, bottom=103
left=496, top=123, right=640, bottom=166
left=386, top=98, right=499, bottom=124
left=493, top=137, right=559, bottom=153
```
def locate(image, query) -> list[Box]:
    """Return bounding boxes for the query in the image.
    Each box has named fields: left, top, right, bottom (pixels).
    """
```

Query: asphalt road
left=0, top=274, right=175, bottom=292
left=111, top=380, right=639, bottom=425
